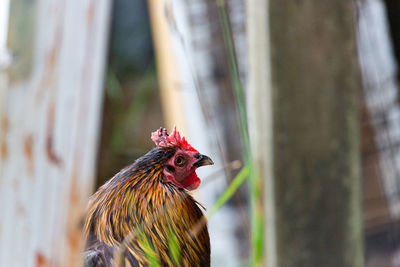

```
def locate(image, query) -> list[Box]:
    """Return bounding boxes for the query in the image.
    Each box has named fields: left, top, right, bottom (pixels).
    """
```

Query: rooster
left=84, top=127, right=213, bottom=267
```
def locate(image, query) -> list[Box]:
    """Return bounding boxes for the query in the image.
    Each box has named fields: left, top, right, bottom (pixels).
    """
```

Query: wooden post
left=247, top=0, right=276, bottom=266
left=0, top=0, right=111, bottom=266
left=268, top=1, right=364, bottom=266
left=147, top=0, right=188, bottom=133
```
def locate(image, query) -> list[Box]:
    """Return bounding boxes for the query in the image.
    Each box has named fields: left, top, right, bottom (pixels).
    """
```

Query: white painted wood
left=0, top=0, right=111, bottom=266
left=246, top=1, right=276, bottom=266
left=0, top=0, right=10, bottom=67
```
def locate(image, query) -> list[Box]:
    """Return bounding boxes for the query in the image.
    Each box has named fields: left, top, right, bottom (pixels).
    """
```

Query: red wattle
left=181, top=172, right=200, bottom=190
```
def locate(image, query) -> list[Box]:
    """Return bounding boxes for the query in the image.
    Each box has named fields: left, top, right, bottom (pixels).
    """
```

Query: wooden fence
left=0, top=0, right=111, bottom=266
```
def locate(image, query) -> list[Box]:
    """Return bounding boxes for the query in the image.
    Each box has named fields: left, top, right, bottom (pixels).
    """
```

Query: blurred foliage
left=97, top=65, right=163, bottom=187
left=7, top=0, right=35, bottom=82
left=96, top=0, right=163, bottom=187
left=167, top=227, right=181, bottom=266
left=108, top=0, right=154, bottom=76
left=105, top=66, right=160, bottom=154
left=139, top=231, right=161, bottom=267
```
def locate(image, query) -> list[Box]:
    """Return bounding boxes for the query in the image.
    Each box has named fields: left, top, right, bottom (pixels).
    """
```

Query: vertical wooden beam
left=247, top=0, right=276, bottom=266
left=147, top=0, right=188, bottom=133
left=0, top=0, right=111, bottom=266
left=0, top=0, right=10, bottom=175
left=269, top=1, right=363, bottom=266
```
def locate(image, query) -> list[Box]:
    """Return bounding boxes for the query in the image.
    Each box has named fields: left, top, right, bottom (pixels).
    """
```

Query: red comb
left=151, top=126, right=198, bottom=152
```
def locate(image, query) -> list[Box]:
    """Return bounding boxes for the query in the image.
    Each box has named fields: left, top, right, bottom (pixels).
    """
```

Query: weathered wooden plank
left=246, top=0, right=276, bottom=266
left=147, top=0, right=188, bottom=133
left=269, top=0, right=363, bottom=266
left=0, top=0, right=111, bottom=266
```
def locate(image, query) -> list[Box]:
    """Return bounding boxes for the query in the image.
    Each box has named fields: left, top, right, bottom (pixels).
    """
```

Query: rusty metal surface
left=0, top=0, right=111, bottom=266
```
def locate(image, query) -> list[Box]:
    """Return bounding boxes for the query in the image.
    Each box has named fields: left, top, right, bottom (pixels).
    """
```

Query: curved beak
left=194, top=154, right=214, bottom=168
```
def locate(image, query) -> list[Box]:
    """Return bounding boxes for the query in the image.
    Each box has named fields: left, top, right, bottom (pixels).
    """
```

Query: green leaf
left=138, top=230, right=161, bottom=267
left=105, top=68, right=123, bottom=102
left=168, top=228, right=181, bottom=266
left=207, top=166, right=251, bottom=217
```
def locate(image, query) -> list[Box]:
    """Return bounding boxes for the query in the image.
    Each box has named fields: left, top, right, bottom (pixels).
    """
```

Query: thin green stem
left=216, top=1, right=250, bottom=165
left=207, top=166, right=251, bottom=217
left=216, top=1, right=264, bottom=266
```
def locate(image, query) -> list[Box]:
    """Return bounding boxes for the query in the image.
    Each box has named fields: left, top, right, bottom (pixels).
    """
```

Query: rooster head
left=151, top=127, right=214, bottom=190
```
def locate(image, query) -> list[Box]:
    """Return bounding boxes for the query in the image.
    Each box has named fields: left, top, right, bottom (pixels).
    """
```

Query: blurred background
left=1, top=0, right=400, bottom=266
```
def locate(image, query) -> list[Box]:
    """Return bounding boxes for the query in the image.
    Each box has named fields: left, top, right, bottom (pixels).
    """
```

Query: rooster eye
left=175, top=155, right=186, bottom=167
